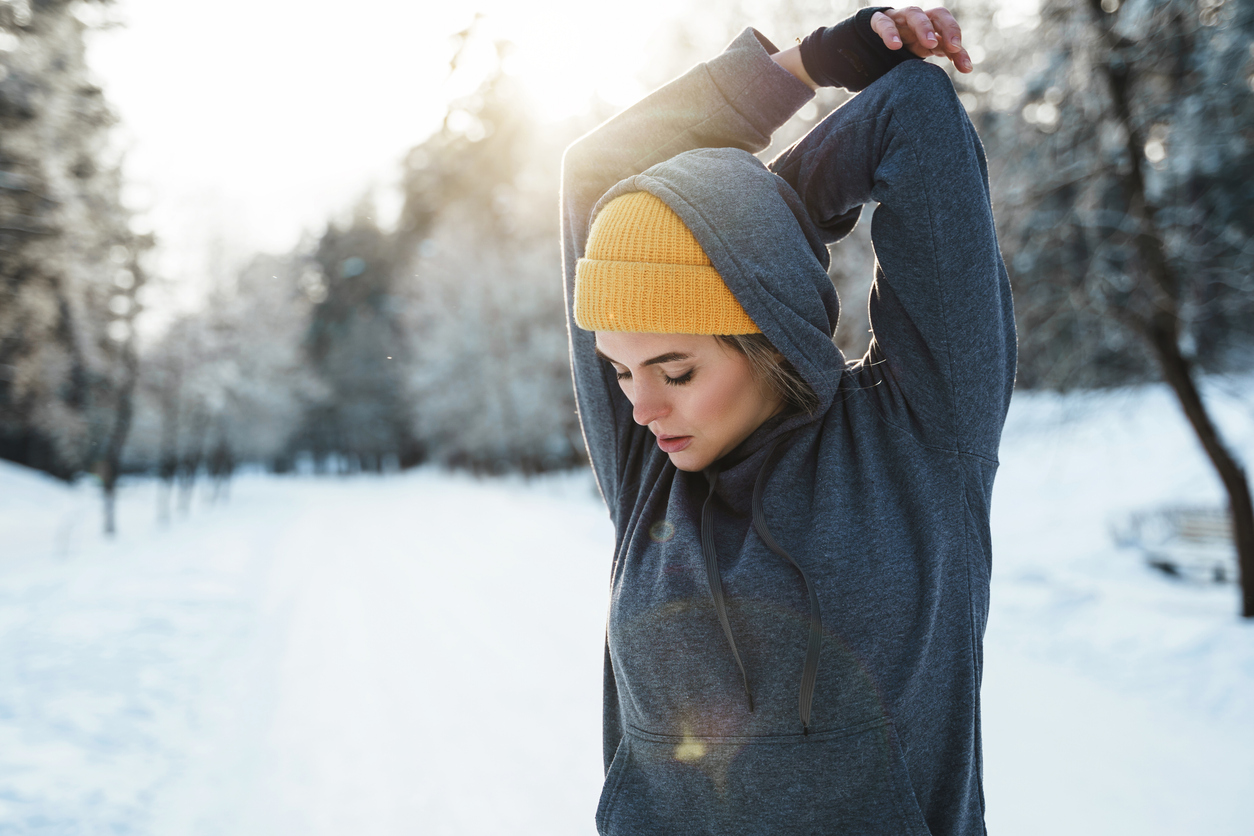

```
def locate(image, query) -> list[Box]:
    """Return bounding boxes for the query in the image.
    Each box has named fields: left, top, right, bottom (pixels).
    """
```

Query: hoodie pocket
left=596, top=718, right=930, bottom=836
left=596, top=735, right=635, bottom=834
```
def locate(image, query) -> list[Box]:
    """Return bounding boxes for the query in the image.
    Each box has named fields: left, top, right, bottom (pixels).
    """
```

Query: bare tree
left=999, top=0, right=1254, bottom=616
left=98, top=238, right=151, bottom=534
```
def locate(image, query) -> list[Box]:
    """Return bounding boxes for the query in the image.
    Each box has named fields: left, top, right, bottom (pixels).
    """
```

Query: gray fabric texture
left=560, top=27, right=1016, bottom=836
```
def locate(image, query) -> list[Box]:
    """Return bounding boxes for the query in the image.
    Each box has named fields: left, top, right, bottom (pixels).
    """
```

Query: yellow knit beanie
left=574, top=191, right=760, bottom=334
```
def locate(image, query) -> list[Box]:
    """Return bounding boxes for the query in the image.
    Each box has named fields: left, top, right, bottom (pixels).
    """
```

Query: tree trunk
left=1143, top=321, right=1254, bottom=615
left=156, top=358, right=182, bottom=525
left=1091, top=0, right=1254, bottom=616
left=100, top=330, right=139, bottom=536
left=102, top=466, right=116, bottom=536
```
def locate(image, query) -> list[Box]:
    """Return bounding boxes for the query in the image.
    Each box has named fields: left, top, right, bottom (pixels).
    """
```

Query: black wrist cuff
left=799, top=6, right=921, bottom=92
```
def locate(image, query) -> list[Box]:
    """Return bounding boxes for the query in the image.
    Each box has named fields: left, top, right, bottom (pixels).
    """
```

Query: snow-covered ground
left=1, top=383, right=1252, bottom=835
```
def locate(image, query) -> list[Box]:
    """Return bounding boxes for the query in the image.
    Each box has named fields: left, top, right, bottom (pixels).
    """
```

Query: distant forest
left=3, top=0, right=1252, bottom=493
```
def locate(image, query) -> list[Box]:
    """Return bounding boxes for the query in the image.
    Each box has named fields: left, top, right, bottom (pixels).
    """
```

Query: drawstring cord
left=752, top=435, right=824, bottom=733
left=699, top=432, right=824, bottom=732
left=701, top=466, right=755, bottom=713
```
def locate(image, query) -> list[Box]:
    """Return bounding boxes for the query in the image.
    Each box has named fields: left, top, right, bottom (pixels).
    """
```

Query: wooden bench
left=1114, top=507, right=1236, bottom=584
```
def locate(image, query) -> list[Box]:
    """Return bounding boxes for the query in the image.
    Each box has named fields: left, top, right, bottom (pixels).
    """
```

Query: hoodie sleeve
left=769, top=60, right=1017, bottom=459
left=560, top=28, right=815, bottom=513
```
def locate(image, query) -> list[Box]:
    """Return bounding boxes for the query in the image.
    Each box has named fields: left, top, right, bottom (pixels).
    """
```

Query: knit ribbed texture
left=574, top=191, right=760, bottom=334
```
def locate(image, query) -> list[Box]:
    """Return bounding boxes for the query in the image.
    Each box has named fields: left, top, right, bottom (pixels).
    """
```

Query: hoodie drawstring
left=701, top=466, right=755, bottom=713
left=753, top=434, right=824, bottom=733
left=699, top=433, right=824, bottom=733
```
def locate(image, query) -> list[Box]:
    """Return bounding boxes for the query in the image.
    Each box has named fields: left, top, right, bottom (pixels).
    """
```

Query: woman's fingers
left=877, top=6, right=975, bottom=73
left=889, top=6, right=941, bottom=53
left=928, top=7, right=963, bottom=54
left=925, top=7, right=972, bottom=70
left=949, top=46, right=973, bottom=72
left=869, top=11, right=905, bottom=49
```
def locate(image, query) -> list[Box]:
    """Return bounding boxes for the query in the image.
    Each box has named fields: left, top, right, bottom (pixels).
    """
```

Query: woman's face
left=594, top=332, right=784, bottom=472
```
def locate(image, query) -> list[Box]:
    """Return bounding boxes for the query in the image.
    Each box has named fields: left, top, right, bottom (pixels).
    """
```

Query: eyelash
left=665, top=370, right=694, bottom=386
left=615, top=369, right=694, bottom=387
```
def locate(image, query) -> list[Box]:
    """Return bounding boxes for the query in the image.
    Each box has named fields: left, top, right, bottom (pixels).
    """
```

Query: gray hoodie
left=560, top=28, right=1016, bottom=836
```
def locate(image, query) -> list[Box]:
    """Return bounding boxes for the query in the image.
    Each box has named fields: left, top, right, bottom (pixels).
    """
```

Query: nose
left=631, top=380, right=670, bottom=427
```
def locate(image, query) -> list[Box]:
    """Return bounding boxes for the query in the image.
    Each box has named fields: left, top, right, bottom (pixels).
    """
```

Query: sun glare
left=85, top=0, right=1038, bottom=324
left=467, top=0, right=687, bottom=123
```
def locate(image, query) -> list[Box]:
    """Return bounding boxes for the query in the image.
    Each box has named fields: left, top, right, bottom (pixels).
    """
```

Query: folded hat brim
left=574, top=258, right=760, bottom=335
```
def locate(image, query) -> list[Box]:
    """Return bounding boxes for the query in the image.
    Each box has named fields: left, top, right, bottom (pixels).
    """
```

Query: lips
left=656, top=434, right=693, bottom=453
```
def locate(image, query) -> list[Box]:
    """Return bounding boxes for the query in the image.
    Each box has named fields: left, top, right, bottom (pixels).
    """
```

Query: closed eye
left=612, top=368, right=694, bottom=386
left=664, top=370, right=693, bottom=386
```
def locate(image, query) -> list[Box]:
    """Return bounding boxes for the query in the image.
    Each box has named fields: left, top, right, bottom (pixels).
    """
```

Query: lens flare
left=649, top=520, right=676, bottom=543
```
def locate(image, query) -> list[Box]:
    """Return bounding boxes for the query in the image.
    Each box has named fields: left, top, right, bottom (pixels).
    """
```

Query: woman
left=561, top=7, right=1015, bottom=834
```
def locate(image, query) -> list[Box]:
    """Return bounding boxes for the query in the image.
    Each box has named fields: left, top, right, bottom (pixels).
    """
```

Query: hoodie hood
left=588, top=147, right=849, bottom=416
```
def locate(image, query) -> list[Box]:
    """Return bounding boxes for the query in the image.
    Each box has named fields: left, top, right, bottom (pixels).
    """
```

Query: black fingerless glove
left=798, top=7, right=921, bottom=92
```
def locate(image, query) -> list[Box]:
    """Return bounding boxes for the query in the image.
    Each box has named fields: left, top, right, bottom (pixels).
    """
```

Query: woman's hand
left=870, top=7, right=972, bottom=72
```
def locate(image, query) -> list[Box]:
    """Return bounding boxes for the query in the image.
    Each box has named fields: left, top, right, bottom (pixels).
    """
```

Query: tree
left=393, top=29, right=584, bottom=472
left=298, top=200, right=420, bottom=472
left=127, top=250, right=323, bottom=502
left=97, top=233, right=151, bottom=533
left=0, top=0, right=149, bottom=533
left=998, top=0, right=1254, bottom=616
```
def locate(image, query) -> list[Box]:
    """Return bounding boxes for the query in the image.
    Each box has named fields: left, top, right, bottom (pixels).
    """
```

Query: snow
left=981, top=384, right=1254, bottom=835
left=1, top=382, right=1253, bottom=834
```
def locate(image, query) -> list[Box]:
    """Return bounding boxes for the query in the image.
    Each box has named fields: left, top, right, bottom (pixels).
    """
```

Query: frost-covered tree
left=405, top=201, right=582, bottom=473
left=393, top=33, right=583, bottom=472
left=297, top=201, right=419, bottom=472
left=0, top=0, right=148, bottom=536
left=127, top=251, right=324, bottom=510
left=996, top=0, right=1254, bottom=616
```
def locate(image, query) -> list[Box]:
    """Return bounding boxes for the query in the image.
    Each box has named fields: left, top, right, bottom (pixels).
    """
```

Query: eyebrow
left=594, top=347, right=693, bottom=367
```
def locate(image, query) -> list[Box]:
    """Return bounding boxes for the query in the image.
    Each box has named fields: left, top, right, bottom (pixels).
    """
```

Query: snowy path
left=241, top=475, right=610, bottom=834
left=0, top=471, right=611, bottom=834
left=2, top=383, right=1253, bottom=834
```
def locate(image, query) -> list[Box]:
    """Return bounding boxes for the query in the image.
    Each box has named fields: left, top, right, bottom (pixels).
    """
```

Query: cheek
left=688, top=371, right=747, bottom=432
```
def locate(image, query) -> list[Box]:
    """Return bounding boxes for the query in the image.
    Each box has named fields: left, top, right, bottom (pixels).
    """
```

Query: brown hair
left=716, top=334, right=819, bottom=417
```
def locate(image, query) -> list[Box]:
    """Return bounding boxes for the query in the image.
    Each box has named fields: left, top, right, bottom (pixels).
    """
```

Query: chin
left=668, top=448, right=712, bottom=473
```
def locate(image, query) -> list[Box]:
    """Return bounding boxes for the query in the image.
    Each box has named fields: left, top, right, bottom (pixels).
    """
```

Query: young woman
left=560, top=7, right=1015, bottom=834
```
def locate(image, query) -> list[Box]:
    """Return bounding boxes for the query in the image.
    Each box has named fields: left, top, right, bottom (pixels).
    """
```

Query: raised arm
left=561, top=9, right=982, bottom=512
left=562, top=31, right=815, bottom=234
left=768, top=16, right=1015, bottom=457
left=560, top=28, right=814, bottom=513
